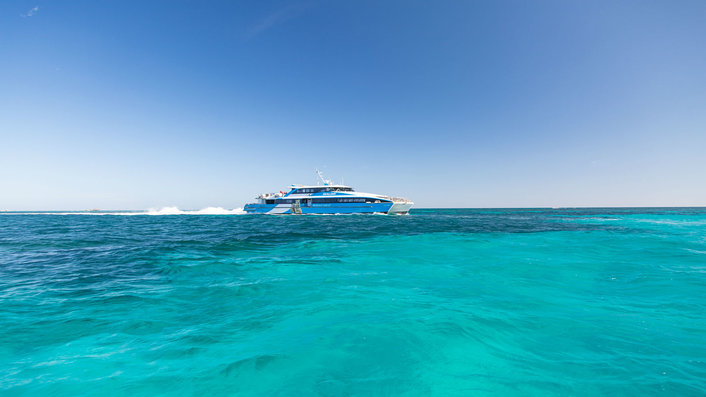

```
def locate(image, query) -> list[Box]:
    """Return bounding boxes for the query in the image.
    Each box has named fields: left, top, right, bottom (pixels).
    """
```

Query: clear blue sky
left=1, top=1, right=705, bottom=210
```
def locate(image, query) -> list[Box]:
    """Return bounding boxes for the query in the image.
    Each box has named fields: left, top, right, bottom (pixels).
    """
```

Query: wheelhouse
left=288, top=186, right=354, bottom=195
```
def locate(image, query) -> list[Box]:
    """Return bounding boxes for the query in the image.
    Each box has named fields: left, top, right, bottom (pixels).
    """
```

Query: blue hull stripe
left=243, top=203, right=393, bottom=214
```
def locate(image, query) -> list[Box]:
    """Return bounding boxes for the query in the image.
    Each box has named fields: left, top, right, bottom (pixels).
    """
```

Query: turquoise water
left=1, top=208, right=705, bottom=396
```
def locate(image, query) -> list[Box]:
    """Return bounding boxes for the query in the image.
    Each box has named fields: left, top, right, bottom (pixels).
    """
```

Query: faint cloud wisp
left=248, top=4, right=309, bottom=39
left=21, top=5, right=39, bottom=18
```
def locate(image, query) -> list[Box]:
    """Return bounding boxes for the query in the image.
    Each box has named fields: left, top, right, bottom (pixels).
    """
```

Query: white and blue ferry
left=244, top=171, right=413, bottom=215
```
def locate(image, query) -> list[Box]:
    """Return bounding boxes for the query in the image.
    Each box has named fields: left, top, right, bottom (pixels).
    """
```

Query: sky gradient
left=1, top=0, right=705, bottom=210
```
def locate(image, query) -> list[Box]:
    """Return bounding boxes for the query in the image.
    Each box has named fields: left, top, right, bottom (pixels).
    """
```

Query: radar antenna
left=315, top=169, right=332, bottom=186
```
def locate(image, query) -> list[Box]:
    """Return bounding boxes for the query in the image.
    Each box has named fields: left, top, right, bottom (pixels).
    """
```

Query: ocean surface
left=1, top=208, right=705, bottom=396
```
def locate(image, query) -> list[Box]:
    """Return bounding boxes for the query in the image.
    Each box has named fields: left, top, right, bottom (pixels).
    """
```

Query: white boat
left=243, top=171, right=413, bottom=215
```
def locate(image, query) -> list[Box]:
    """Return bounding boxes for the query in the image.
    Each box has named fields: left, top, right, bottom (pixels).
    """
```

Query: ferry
left=243, top=171, right=413, bottom=215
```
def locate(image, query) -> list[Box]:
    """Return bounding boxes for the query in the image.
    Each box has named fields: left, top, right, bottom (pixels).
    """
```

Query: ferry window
left=266, top=200, right=274, bottom=204
left=333, top=198, right=364, bottom=203
left=292, top=187, right=336, bottom=194
left=310, top=197, right=366, bottom=204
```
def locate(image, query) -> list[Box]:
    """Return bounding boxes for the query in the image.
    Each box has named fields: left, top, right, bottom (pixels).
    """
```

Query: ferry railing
left=381, top=196, right=413, bottom=203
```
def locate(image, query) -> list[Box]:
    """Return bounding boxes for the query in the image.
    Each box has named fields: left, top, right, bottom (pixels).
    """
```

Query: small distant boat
left=244, top=171, right=413, bottom=215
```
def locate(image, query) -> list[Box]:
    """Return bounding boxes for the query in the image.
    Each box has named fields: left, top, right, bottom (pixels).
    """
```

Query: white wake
left=4, top=207, right=247, bottom=215
left=141, top=206, right=246, bottom=215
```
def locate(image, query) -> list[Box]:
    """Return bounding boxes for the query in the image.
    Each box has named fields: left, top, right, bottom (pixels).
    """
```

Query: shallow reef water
left=1, top=208, right=705, bottom=395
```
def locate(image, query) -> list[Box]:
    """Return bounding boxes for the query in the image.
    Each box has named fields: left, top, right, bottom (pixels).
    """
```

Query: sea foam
left=128, top=206, right=246, bottom=215
left=3, top=207, right=246, bottom=215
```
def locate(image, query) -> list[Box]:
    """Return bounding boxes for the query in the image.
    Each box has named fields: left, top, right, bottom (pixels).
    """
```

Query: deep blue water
left=1, top=208, right=705, bottom=395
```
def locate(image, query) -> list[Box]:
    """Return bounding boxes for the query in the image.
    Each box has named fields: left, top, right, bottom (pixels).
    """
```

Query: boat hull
left=243, top=202, right=402, bottom=215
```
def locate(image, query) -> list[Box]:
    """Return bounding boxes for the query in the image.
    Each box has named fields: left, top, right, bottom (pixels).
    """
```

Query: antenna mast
left=315, top=169, right=331, bottom=186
